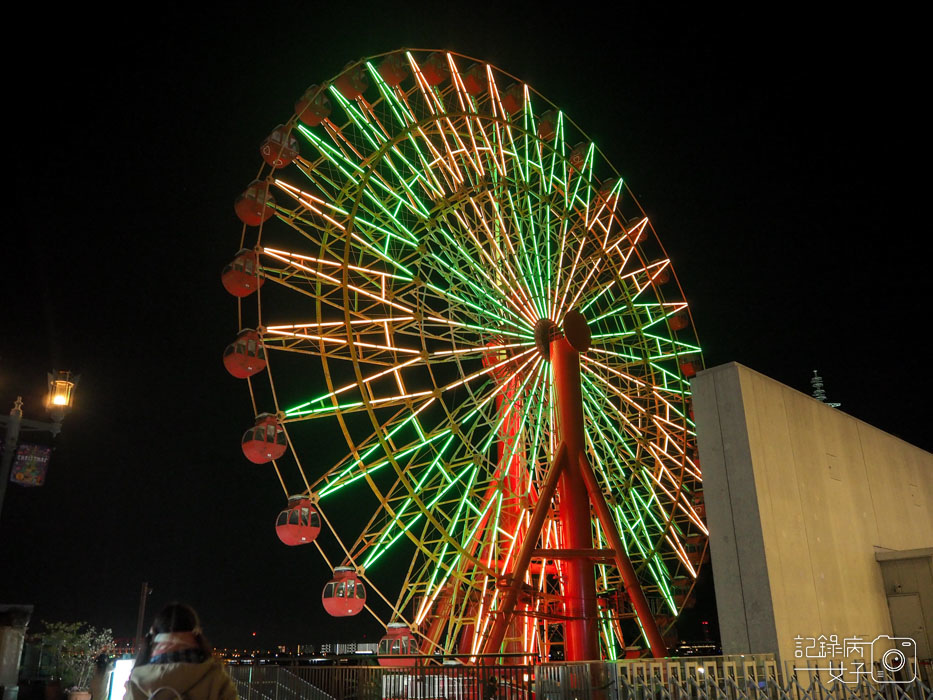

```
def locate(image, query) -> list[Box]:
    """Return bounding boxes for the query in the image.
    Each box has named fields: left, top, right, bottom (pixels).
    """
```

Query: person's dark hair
left=134, top=603, right=212, bottom=666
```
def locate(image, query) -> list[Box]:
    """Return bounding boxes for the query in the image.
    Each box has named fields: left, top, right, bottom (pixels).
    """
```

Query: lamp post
left=0, top=370, right=77, bottom=523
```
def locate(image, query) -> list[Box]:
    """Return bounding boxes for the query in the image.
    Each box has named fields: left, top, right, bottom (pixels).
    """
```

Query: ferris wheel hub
left=533, top=310, right=591, bottom=359
left=562, top=309, right=591, bottom=353
left=533, top=318, right=558, bottom=359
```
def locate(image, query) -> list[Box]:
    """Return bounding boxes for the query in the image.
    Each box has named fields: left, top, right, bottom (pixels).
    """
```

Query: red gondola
left=223, top=329, right=266, bottom=379
left=461, top=63, right=486, bottom=96
left=538, top=110, right=558, bottom=141
left=680, top=356, right=698, bottom=378
left=569, top=142, right=588, bottom=171
left=378, top=54, right=407, bottom=87
left=334, top=63, right=369, bottom=100
left=322, top=567, right=366, bottom=617
left=653, top=265, right=671, bottom=285
left=221, top=249, right=265, bottom=298
left=669, top=314, right=689, bottom=331
left=234, top=180, right=275, bottom=227
left=420, top=52, right=448, bottom=86
left=598, top=178, right=618, bottom=200
left=377, top=623, right=419, bottom=667
left=627, top=216, right=648, bottom=244
left=294, top=85, right=331, bottom=127
left=260, top=125, right=299, bottom=168
left=241, top=413, right=287, bottom=464
left=499, top=83, right=523, bottom=117
left=275, top=495, right=321, bottom=546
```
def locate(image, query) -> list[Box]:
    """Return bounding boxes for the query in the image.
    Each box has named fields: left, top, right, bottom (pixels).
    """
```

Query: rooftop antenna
left=811, top=370, right=841, bottom=408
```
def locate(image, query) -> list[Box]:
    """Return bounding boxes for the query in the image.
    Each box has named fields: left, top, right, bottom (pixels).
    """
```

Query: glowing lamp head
left=46, top=370, right=77, bottom=416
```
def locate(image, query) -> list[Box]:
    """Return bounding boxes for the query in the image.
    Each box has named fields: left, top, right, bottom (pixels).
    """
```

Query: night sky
left=3, top=5, right=928, bottom=650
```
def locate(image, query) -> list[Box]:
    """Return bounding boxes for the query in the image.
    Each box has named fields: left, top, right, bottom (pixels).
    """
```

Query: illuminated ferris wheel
left=222, top=49, right=707, bottom=662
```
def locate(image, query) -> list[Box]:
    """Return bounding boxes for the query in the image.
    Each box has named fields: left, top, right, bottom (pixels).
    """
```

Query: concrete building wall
left=693, top=363, right=933, bottom=664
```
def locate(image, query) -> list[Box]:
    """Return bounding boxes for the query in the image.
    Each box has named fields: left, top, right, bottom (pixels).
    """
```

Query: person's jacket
left=123, top=658, right=236, bottom=700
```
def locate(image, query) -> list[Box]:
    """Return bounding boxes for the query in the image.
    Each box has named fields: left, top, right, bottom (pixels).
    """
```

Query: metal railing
left=226, top=657, right=931, bottom=700
left=228, top=665, right=335, bottom=700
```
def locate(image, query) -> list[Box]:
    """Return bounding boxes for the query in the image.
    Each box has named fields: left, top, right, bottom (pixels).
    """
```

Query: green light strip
left=423, top=278, right=533, bottom=335
left=295, top=123, right=363, bottom=182
left=580, top=282, right=615, bottom=315
left=362, top=432, right=456, bottom=557
left=330, top=87, right=432, bottom=219
left=318, top=410, right=442, bottom=497
left=501, top=188, right=547, bottom=320
left=365, top=63, right=451, bottom=201
left=363, top=458, right=475, bottom=569
left=421, top=461, right=480, bottom=601
left=426, top=229, right=529, bottom=327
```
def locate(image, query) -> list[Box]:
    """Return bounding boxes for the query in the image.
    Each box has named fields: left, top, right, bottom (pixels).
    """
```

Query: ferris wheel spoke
left=375, top=81, right=479, bottom=199
left=279, top=342, right=533, bottom=420
left=296, top=125, right=426, bottom=246
left=427, top=219, right=540, bottom=328
left=426, top=221, right=526, bottom=317
left=581, top=258, right=673, bottom=316
left=311, top=401, right=453, bottom=497
left=308, top=352, right=536, bottom=502
left=359, top=457, right=478, bottom=571
left=260, top=248, right=417, bottom=317
left=330, top=90, right=437, bottom=219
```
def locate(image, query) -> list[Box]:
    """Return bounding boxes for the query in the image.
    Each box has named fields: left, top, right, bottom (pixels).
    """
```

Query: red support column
left=550, top=335, right=599, bottom=662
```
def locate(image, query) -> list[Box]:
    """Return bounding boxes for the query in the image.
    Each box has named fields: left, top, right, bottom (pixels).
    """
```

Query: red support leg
left=577, top=452, right=668, bottom=658
left=481, top=443, right=568, bottom=657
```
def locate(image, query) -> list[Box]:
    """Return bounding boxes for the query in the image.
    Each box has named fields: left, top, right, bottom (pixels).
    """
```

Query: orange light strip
left=432, top=341, right=530, bottom=357
left=562, top=255, right=605, bottom=316
left=262, top=246, right=406, bottom=281
left=414, top=124, right=460, bottom=186
left=460, top=200, right=539, bottom=326
left=582, top=355, right=648, bottom=388
left=442, top=348, right=537, bottom=395
left=264, top=328, right=420, bottom=355
left=406, top=52, right=443, bottom=117
left=581, top=363, right=648, bottom=415
left=273, top=179, right=345, bottom=215
left=321, top=119, right=367, bottom=163
left=484, top=68, right=510, bottom=176
left=302, top=342, right=531, bottom=409
left=641, top=451, right=708, bottom=534
left=266, top=317, right=415, bottom=330
left=262, top=248, right=414, bottom=315
left=298, top=356, right=422, bottom=407
left=443, top=57, right=486, bottom=177
left=665, top=533, right=698, bottom=579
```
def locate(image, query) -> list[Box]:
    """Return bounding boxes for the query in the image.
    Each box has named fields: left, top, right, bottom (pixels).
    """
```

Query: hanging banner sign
left=9, top=444, right=52, bottom=487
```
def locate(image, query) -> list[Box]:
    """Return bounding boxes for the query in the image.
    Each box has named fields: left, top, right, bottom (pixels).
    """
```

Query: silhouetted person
left=123, top=603, right=236, bottom=700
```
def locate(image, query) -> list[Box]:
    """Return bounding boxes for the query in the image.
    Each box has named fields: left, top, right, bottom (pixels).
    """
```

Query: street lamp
left=0, top=370, right=78, bottom=522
